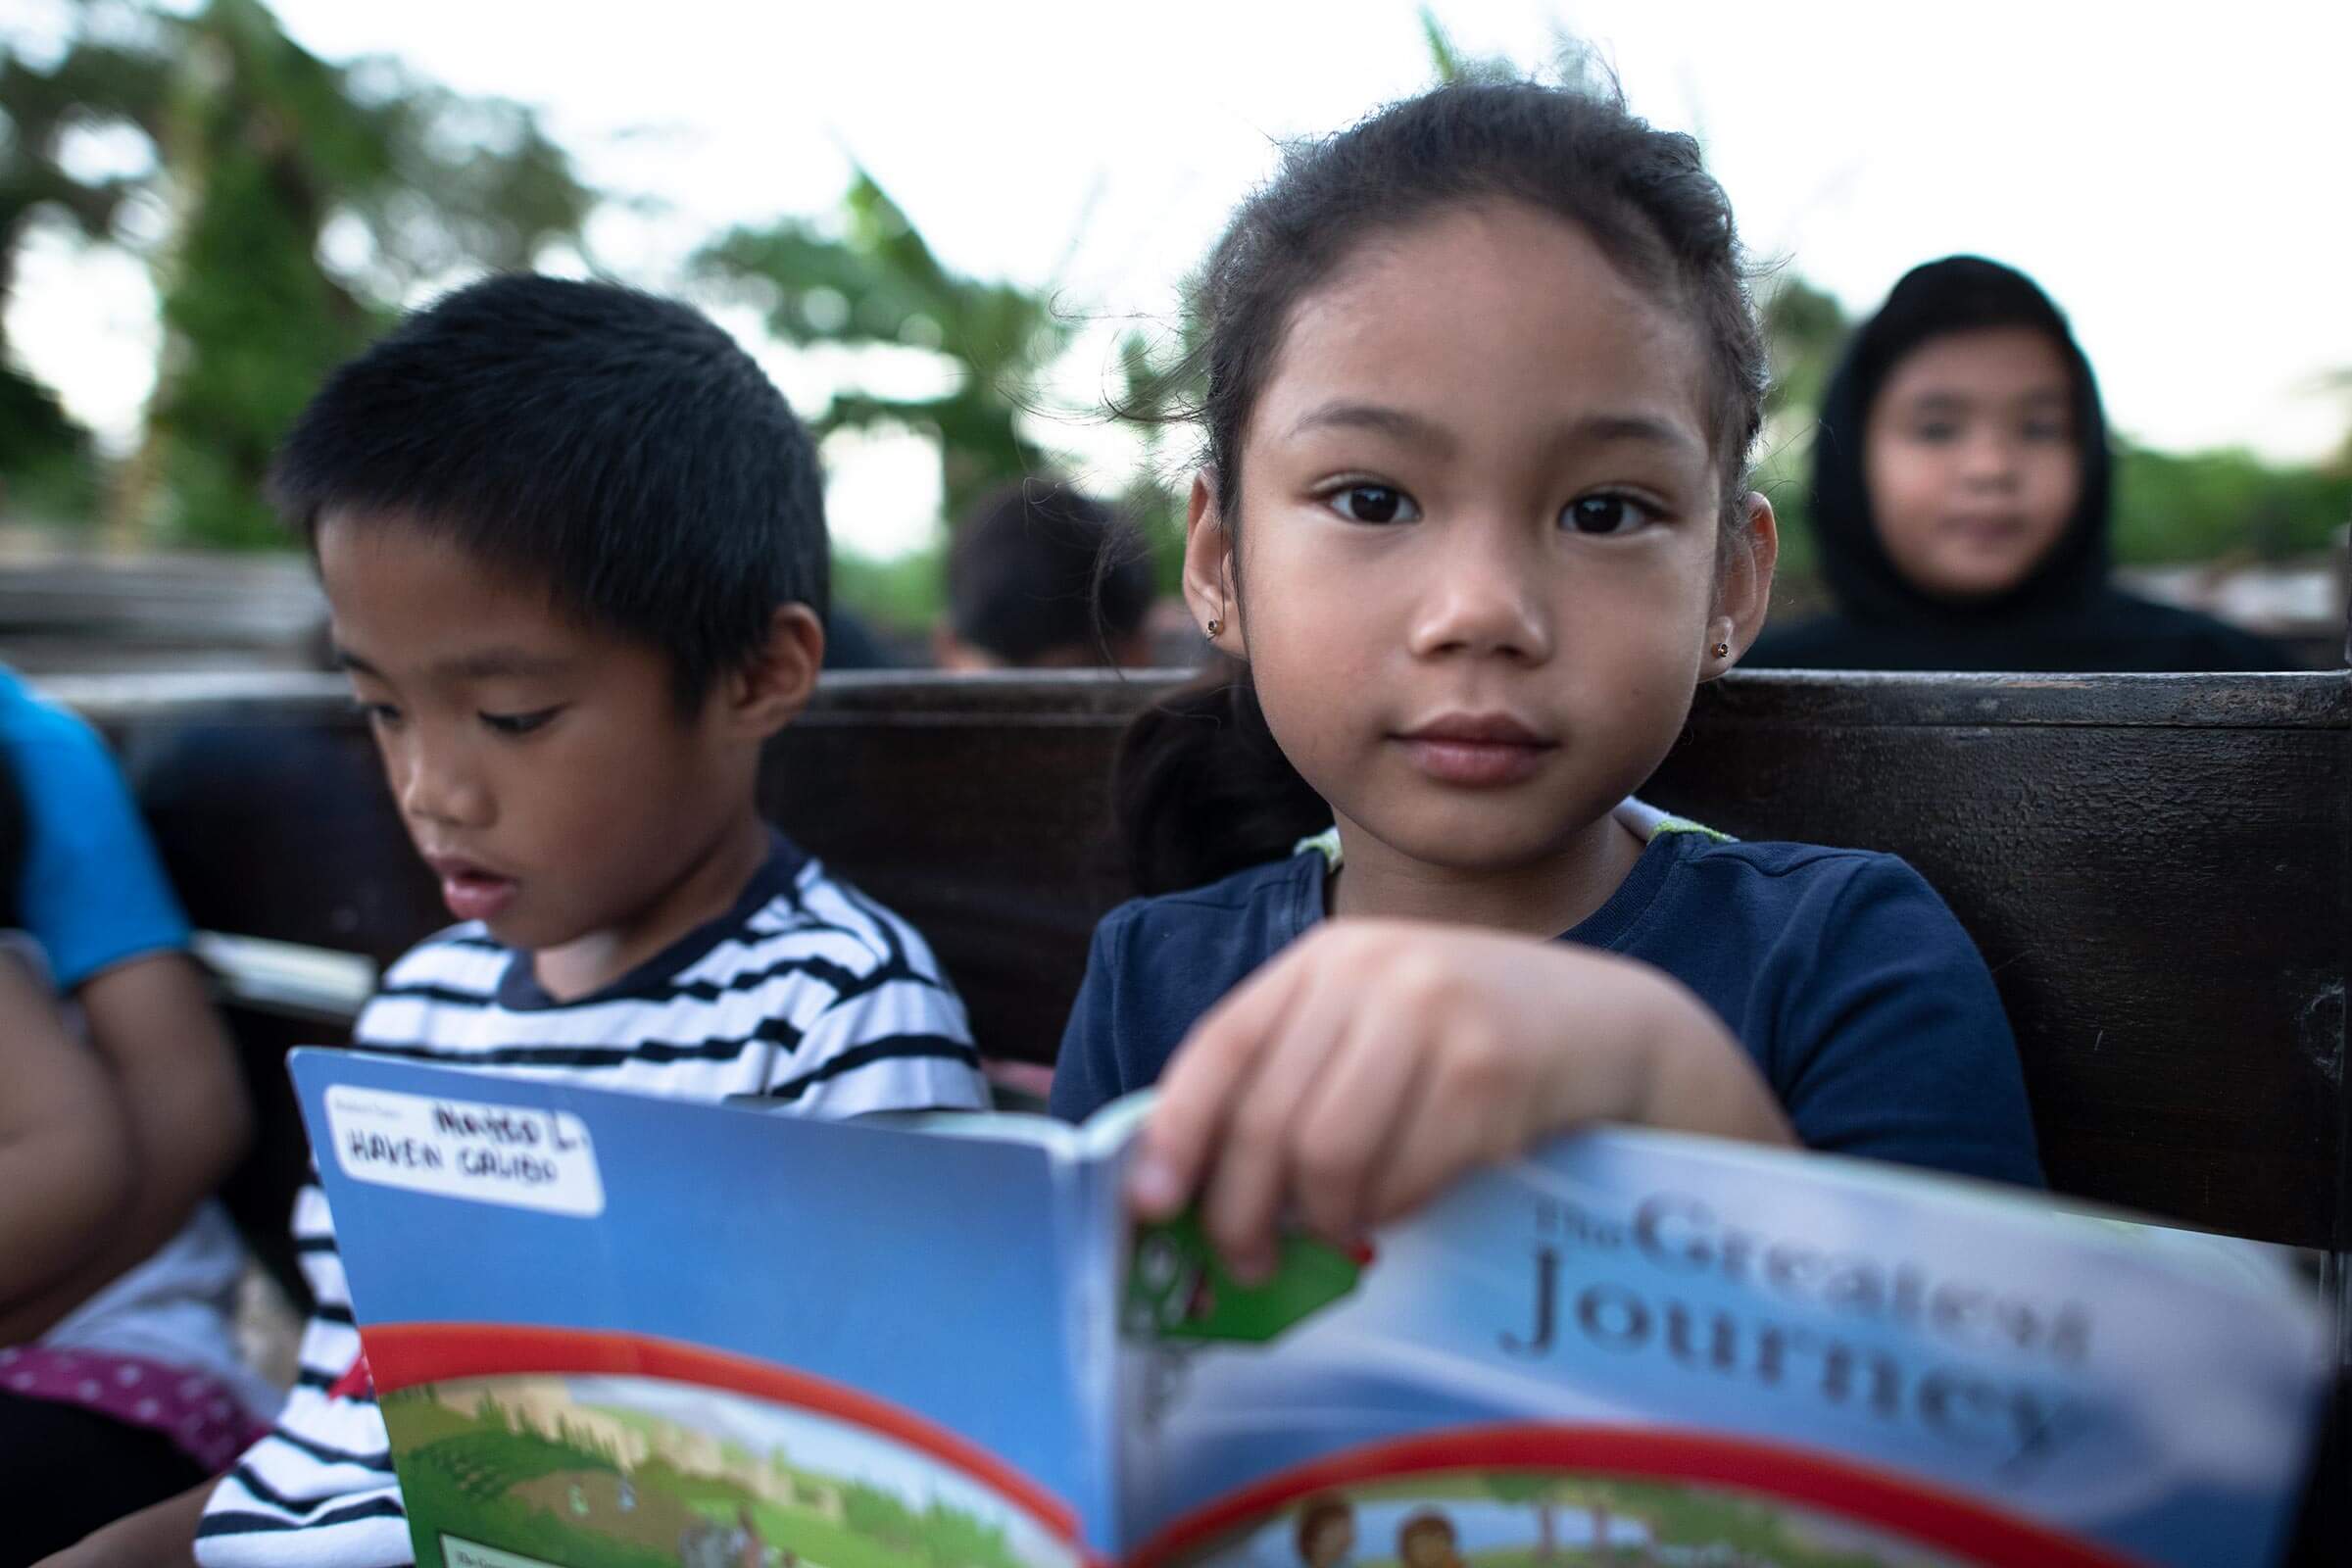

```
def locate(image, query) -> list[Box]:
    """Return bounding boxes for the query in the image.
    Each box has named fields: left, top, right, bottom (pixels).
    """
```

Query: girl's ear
left=1702, top=491, right=1779, bottom=680
left=726, top=603, right=826, bottom=737
left=1181, top=469, right=1244, bottom=658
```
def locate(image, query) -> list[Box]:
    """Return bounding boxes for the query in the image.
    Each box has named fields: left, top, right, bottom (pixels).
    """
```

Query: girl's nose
left=1959, top=429, right=2022, bottom=489
left=1405, top=538, right=1552, bottom=662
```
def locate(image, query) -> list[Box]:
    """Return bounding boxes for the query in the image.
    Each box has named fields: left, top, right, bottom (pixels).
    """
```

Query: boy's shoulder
left=734, top=852, right=945, bottom=967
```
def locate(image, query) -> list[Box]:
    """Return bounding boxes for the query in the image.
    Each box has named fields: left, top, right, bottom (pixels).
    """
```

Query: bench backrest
left=61, top=668, right=2347, bottom=1264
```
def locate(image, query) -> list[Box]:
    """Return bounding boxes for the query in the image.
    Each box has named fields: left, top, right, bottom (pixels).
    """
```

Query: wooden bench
left=49, top=666, right=2350, bottom=1543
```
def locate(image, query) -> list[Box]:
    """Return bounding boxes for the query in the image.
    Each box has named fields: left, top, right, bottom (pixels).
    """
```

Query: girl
left=0, top=672, right=275, bottom=1564
left=1747, top=255, right=2287, bottom=672
left=1050, top=81, right=2041, bottom=1282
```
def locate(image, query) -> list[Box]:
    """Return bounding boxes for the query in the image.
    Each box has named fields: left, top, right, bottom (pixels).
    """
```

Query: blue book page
left=1114, top=1128, right=2329, bottom=1568
left=290, top=1049, right=1116, bottom=1568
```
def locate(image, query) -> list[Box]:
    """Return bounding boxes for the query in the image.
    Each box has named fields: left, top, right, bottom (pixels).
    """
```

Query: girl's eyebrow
left=1288, top=402, right=1699, bottom=459
left=1289, top=400, right=1455, bottom=454
left=1558, top=412, right=1705, bottom=458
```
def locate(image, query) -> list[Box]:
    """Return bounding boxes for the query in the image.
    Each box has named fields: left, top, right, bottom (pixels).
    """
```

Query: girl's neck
left=1326, top=808, right=1648, bottom=938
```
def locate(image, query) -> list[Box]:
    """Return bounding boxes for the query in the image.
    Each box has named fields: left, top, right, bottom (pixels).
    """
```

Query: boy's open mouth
left=424, top=855, right=518, bottom=922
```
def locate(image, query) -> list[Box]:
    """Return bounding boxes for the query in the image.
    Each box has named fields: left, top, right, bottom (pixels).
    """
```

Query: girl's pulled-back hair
left=1116, top=77, right=1770, bottom=894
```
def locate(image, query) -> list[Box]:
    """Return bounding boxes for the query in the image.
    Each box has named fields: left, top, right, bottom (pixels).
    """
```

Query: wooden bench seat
left=48, top=667, right=2350, bottom=1541
left=56, top=666, right=2345, bottom=1251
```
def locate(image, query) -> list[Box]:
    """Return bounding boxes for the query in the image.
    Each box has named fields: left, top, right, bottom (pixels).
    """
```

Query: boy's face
left=318, top=512, right=764, bottom=987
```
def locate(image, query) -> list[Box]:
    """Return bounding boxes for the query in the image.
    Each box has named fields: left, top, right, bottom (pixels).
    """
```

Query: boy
left=932, top=478, right=1156, bottom=670
left=63, top=275, right=988, bottom=1567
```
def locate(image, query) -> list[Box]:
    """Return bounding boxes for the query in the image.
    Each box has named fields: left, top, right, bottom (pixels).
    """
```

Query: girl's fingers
left=1364, top=1027, right=1534, bottom=1224
left=1128, top=940, right=1313, bottom=1221
left=1195, top=956, right=1359, bottom=1278
left=1284, top=1001, right=1431, bottom=1243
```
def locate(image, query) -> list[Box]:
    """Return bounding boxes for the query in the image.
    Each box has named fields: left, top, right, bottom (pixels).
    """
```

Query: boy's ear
left=726, top=604, right=826, bottom=737
left=1180, top=469, right=1243, bottom=658
left=1702, top=491, right=1778, bottom=681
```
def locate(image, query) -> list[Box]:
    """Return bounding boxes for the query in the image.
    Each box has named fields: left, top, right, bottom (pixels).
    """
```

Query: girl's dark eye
left=1562, top=494, right=1656, bottom=536
left=1327, top=484, right=1420, bottom=525
left=353, top=700, right=402, bottom=729
left=480, top=708, right=562, bottom=737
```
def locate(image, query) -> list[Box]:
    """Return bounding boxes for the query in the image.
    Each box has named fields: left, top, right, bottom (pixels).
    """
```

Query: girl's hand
left=1124, top=920, right=1793, bottom=1280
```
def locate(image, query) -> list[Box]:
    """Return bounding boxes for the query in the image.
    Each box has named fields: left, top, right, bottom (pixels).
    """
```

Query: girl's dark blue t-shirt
left=1049, top=827, right=2043, bottom=1187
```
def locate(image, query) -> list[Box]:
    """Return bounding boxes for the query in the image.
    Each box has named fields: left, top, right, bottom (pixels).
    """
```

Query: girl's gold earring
left=1205, top=617, right=1224, bottom=640
left=1712, top=640, right=1731, bottom=659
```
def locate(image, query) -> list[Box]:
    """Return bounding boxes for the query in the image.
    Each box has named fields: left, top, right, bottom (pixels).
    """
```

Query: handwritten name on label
left=326, top=1085, right=603, bottom=1217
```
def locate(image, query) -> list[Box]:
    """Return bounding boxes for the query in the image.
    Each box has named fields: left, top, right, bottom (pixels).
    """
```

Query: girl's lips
left=1396, top=734, right=1553, bottom=787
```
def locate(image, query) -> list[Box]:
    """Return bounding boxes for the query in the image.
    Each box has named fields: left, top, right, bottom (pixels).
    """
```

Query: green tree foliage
left=0, top=364, right=96, bottom=516
left=0, top=0, right=592, bottom=545
left=694, top=171, right=1068, bottom=530
left=1100, top=314, right=1206, bottom=596
left=1748, top=273, right=1857, bottom=579
left=146, top=0, right=592, bottom=546
left=1420, top=8, right=1518, bottom=86
left=1759, top=273, right=1847, bottom=423
left=0, top=3, right=172, bottom=517
left=2112, top=443, right=2351, bottom=564
left=0, top=14, right=169, bottom=297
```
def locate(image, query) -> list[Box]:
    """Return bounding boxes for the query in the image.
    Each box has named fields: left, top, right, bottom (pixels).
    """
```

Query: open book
left=289, top=1048, right=2328, bottom=1568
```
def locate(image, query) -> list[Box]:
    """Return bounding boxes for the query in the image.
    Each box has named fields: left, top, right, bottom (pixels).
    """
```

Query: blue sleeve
left=1, top=682, right=190, bottom=988
left=1049, top=914, right=1126, bottom=1124
left=1775, top=857, right=2043, bottom=1187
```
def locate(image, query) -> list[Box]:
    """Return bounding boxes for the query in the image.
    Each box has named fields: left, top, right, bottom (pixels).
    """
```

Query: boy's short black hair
left=270, top=273, right=826, bottom=703
left=947, top=478, right=1152, bottom=664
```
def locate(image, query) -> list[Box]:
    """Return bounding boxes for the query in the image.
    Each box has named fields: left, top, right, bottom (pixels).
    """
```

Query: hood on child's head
left=1808, top=255, right=2111, bottom=628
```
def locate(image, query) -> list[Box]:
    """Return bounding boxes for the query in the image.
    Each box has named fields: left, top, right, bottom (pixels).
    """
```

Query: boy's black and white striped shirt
left=196, top=840, right=986, bottom=1568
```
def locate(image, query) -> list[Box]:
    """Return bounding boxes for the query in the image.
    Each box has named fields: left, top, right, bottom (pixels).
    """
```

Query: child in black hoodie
left=1750, top=256, right=2286, bottom=673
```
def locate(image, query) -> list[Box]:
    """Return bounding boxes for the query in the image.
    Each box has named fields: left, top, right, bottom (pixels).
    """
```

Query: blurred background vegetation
left=4, top=0, right=2346, bottom=642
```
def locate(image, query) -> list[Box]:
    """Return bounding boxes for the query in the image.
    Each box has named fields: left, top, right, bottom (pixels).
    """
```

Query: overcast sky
left=8, top=0, right=2346, bottom=556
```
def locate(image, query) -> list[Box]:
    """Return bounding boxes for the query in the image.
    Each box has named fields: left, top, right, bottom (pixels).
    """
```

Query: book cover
left=290, top=1049, right=2328, bottom=1568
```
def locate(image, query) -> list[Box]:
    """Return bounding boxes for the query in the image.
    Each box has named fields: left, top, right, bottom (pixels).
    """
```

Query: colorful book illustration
left=289, top=1050, right=2329, bottom=1568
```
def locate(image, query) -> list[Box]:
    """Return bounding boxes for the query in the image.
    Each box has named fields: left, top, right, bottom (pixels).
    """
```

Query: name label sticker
left=325, top=1083, right=604, bottom=1217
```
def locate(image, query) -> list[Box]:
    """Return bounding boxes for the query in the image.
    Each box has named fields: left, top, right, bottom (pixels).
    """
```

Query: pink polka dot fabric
left=0, top=1343, right=267, bottom=1471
